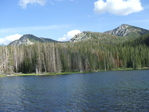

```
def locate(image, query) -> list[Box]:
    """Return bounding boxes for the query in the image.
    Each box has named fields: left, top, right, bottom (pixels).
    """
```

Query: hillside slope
left=9, top=34, right=58, bottom=46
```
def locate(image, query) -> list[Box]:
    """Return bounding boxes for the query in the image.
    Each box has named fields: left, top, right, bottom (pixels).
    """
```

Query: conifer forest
left=0, top=34, right=149, bottom=75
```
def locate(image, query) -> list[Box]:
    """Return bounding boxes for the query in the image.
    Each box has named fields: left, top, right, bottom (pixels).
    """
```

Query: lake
left=0, top=70, right=149, bottom=112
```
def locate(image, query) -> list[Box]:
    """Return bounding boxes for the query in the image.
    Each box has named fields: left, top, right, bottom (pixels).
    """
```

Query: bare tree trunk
left=52, top=43, right=56, bottom=72
left=55, top=47, right=62, bottom=73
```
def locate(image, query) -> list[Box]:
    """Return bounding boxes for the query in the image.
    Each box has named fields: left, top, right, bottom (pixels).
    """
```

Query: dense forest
left=0, top=34, right=149, bottom=75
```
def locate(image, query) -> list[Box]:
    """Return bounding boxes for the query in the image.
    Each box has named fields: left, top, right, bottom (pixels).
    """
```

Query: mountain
left=123, top=34, right=149, bottom=47
left=9, top=34, right=58, bottom=46
left=105, top=24, right=149, bottom=37
left=8, top=24, right=149, bottom=45
left=70, top=24, right=149, bottom=43
left=70, top=31, right=117, bottom=42
left=70, top=31, right=95, bottom=42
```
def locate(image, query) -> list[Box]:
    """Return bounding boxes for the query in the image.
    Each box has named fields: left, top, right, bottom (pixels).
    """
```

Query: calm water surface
left=0, top=70, right=149, bottom=112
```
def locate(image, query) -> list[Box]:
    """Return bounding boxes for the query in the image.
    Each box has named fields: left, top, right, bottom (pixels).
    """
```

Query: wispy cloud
left=19, top=0, right=47, bottom=8
left=58, top=30, right=81, bottom=41
left=94, top=0, right=143, bottom=16
left=0, top=25, right=68, bottom=34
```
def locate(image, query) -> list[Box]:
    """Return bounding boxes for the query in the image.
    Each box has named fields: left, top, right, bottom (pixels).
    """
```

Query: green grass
left=14, top=73, right=40, bottom=76
left=0, top=75, right=6, bottom=77
left=111, top=68, right=133, bottom=71
left=15, top=67, right=147, bottom=77
left=0, top=67, right=148, bottom=78
left=45, top=71, right=92, bottom=75
left=12, top=71, right=93, bottom=77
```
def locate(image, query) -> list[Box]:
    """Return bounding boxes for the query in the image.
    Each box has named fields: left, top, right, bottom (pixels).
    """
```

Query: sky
left=0, top=0, right=149, bottom=45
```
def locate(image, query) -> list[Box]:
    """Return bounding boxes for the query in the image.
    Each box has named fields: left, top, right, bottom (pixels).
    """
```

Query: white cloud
left=0, top=34, right=22, bottom=45
left=58, top=30, right=81, bottom=41
left=19, top=0, right=47, bottom=8
left=94, top=0, right=143, bottom=16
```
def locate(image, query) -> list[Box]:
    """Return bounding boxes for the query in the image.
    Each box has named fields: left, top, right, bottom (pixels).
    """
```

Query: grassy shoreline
left=0, top=67, right=148, bottom=78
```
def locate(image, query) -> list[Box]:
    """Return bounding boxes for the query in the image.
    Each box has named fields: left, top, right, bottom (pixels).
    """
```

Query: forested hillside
left=9, top=34, right=58, bottom=46
left=0, top=34, right=149, bottom=75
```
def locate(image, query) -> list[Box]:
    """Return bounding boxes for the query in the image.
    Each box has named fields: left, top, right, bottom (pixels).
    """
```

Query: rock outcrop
left=105, top=24, right=149, bottom=37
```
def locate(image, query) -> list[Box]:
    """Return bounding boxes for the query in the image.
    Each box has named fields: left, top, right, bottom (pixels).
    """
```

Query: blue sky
left=0, top=0, right=149, bottom=44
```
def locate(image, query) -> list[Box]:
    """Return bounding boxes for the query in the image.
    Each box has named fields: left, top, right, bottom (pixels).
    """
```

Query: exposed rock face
left=105, top=24, right=149, bottom=37
left=9, top=35, right=34, bottom=46
left=9, top=34, right=58, bottom=46
left=69, top=32, right=92, bottom=42
left=69, top=31, right=119, bottom=43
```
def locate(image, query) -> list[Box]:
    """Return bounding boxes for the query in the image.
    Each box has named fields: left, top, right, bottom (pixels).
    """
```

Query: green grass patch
left=0, top=67, right=148, bottom=78
left=111, top=68, right=133, bottom=71
left=14, top=73, right=40, bottom=76
left=0, top=75, right=6, bottom=77
left=45, top=71, right=92, bottom=76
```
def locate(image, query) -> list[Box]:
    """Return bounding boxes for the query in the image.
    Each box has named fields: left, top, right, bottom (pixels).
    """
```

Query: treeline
left=0, top=35, right=149, bottom=74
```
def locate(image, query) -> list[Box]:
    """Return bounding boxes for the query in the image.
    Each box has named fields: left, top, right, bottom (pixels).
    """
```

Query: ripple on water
left=0, top=70, right=149, bottom=111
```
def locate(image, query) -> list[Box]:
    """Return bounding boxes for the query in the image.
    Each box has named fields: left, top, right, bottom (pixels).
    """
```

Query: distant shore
left=0, top=67, right=148, bottom=78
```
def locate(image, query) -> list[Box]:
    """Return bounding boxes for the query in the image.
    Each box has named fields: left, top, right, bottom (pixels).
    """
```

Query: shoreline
left=0, top=67, right=148, bottom=78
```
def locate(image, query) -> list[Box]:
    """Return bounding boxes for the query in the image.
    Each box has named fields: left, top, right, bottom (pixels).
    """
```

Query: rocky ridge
left=105, top=24, right=149, bottom=37
left=69, top=31, right=93, bottom=42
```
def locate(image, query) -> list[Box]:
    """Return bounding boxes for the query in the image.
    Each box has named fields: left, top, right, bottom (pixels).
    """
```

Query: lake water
left=0, top=70, right=149, bottom=112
